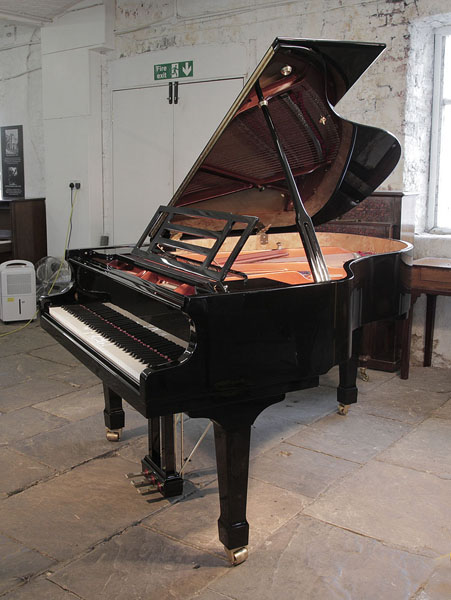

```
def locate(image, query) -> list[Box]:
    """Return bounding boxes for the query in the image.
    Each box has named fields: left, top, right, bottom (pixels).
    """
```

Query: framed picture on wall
left=1, top=125, right=25, bottom=198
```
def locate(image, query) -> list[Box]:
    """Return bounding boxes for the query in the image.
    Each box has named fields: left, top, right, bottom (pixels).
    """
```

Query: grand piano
left=41, top=38, right=411, bottom=565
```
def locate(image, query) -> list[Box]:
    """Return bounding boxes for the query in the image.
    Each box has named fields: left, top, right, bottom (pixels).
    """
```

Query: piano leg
left=213, top=419, right=251, bottom=565
left=103, top=384, right=125, bottom=441
left=141, top=415, right=183, bottom=498
left=337, top=327, right=361, bottom=415
left=190, top=396, right=283, bottom=565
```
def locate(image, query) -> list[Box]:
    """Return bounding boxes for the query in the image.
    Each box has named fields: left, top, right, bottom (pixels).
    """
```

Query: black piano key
left=63, top=303, right=185, bottom=367
left=72, top=306, right=182, bottom=363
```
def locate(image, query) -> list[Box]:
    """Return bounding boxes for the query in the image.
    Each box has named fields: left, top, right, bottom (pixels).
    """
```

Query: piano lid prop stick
left=254, top=80, right=330, bottom=283
left=180, top=412, right=184, bottom=475
left=180, top=421, right=213, bottom=475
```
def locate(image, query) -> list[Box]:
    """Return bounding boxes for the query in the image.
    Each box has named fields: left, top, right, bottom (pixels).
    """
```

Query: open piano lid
left=168, top=38, right=400, bottom=228
left=131, top=38, right=401, bottom=288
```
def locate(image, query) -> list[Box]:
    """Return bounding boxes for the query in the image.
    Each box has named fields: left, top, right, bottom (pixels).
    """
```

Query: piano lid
left=162, top=38, right=401, bottom=231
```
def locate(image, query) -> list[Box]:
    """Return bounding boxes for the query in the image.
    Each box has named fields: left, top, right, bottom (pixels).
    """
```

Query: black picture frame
left=1, top=125, right=25, bottom=198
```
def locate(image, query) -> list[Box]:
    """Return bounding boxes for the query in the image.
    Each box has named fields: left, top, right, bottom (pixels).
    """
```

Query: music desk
left=401, top=257, right=451, bottom=379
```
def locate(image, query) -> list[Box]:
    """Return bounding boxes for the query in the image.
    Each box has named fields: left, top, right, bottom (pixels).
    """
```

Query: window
left=429, top=28, right=451, bottom=232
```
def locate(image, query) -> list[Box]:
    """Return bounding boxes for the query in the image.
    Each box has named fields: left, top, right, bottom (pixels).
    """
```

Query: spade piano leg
left=141, top=415, right=183, bottom=498
left=190, top=396, right=283, bottom=565
left=103, top=384, right=125, bottom=441
left=213, top=419, right=251, bottom=565
left=337, top=328, right=361, bottom=415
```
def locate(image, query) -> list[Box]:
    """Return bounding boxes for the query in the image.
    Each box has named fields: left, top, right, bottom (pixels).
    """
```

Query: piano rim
left=40, top=244, right=412, bottom=414
left=63, top=236, right=412, bottom=300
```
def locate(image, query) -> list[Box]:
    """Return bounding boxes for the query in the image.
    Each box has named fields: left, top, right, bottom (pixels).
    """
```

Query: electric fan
left=35, top=256, right=74, bottom=299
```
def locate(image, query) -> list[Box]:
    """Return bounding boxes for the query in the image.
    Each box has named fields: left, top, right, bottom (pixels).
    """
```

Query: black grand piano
left=41, top=38, right=411, bottom=565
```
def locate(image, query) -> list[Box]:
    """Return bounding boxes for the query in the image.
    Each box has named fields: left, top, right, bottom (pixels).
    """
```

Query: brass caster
left=106, top=428, right=122, bottom=442
left=359, top=367, right=369, bottom=382
left=225, top=546, right=248, bottom=566
left=337, top=403, right=349, bottom=416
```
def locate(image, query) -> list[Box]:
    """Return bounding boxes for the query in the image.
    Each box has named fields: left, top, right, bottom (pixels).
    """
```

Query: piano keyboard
left=49, top=302, right=187, bottom=382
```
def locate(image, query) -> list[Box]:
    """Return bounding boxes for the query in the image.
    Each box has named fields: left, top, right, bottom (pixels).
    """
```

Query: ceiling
left=0, top=0, right=82, bottom=26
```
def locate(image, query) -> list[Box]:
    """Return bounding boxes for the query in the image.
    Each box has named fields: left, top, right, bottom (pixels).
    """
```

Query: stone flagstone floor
left=1, top=320, right=451, bottom=599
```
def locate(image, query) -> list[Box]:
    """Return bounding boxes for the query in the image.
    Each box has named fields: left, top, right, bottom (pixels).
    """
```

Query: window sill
left=413, top=232, right=451, bottom=259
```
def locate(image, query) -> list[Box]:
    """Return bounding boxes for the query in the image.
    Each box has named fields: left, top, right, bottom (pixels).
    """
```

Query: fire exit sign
left=154, top=61, right=194, bottom=80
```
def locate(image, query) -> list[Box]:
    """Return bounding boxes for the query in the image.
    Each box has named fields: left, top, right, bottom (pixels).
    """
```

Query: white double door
left=112, top=77, right=243, bottom=245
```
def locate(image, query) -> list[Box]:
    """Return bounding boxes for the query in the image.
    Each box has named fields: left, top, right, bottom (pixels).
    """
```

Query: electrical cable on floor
left=0, top=310, right=39, bottom=338
left=0, top=188, right=78, bottom=338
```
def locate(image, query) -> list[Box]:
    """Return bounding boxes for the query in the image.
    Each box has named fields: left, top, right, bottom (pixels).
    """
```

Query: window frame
left=428, top=26, right=451, bottom=233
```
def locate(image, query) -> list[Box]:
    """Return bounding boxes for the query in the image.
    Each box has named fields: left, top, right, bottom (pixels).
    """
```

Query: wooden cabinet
left=0, top=198, right=47, bottom=265
left=317, top=191, right=415, bottom=372
left=316, top=191, right=411, bottom=239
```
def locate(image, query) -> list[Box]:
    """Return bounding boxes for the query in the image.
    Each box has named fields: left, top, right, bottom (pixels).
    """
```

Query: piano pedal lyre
left=106, top=428, right=122, bottom=441
left=225, top=546, right=248, bottom=566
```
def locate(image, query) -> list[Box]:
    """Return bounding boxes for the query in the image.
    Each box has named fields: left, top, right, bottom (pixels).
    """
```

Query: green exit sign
left=154, top=61, right=194, bottom=80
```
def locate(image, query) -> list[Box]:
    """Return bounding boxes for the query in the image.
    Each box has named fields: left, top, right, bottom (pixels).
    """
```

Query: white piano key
left=49, top=304, right=187, bottom=383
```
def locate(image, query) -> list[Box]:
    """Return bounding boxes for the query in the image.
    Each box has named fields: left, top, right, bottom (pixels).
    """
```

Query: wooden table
left=401, top=257, right=451, bottom=379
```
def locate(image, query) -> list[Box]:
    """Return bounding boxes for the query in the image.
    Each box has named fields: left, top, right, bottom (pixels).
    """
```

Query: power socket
left=69, top=181, right=81, bottom=189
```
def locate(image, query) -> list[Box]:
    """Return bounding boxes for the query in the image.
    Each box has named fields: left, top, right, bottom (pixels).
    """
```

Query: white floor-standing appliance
left=0, top=260, right=36, bottom=322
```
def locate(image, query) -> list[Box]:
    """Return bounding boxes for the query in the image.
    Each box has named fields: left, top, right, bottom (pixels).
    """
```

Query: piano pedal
left=106, top=428, right=122, bottom=442
left=132, top=479, right=158, bottom=493
left=126, top=472, right=143, bottom=479
left=125, top=469, right=150, bottom=479
left=137, top=486, right=159, bottom=496
left=224, top=546, right=248, bottom=566
left=127, top=470, right=160, bottom=495
left=131, top=479, right=152, bottom=488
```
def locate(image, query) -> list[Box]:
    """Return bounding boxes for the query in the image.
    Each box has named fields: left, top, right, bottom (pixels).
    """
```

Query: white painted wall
left=42, top=48, right=104, bottom=255
left=40, top=0, right=114, bottom=255
left=0, top=24, right=44, bottom=198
